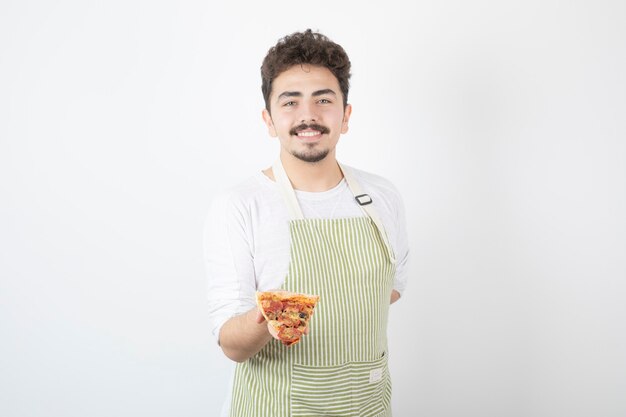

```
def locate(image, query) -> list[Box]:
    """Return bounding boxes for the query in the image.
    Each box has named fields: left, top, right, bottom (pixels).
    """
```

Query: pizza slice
left=256, top=291, right=320, bottom=346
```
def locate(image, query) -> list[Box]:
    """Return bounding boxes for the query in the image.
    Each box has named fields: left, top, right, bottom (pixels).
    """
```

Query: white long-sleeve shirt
left=203, top=166, right=409, bottom=343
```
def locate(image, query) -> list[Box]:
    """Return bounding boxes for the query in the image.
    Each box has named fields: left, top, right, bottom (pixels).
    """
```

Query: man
left=205, top=29, right=409, bottom=417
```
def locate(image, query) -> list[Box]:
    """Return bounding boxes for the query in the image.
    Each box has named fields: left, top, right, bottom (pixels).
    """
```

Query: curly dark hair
left=261, top=29, right=352, bottom=112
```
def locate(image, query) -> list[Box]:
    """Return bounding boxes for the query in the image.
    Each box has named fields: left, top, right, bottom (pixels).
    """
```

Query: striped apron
left=229, top=160, right=396, bottom=417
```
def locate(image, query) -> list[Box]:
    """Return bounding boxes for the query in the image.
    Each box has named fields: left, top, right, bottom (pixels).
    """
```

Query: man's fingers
left=267, top=322, right=280, bottom=339
left=255, top=309, right=266, bottom=324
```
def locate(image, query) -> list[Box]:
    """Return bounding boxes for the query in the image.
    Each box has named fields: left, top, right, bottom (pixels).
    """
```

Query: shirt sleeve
left=203, top=192, right=257, bottom=344
left=392, top=190, right=410, bottom=295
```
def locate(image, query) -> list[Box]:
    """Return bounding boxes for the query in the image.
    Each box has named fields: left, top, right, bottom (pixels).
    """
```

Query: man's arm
left=205, top=193, right=272, bottom=362
left=219, top=308, right=273, bottom=363
left=390, top=289, right=401, bottom=304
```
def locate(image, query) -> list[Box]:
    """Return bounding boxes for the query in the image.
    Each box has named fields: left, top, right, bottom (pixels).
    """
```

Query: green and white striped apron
left=229, top=160, right=397, bottom=417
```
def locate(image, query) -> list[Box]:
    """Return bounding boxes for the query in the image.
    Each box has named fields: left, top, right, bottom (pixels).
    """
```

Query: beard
left=291, top=145, right=329, bottom=163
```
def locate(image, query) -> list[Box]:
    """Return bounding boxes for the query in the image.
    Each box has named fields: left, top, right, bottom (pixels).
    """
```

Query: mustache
left=289, top=123, right=330, bottom=136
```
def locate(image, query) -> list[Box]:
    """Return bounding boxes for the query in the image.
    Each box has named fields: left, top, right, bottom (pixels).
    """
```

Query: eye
left=318, top=98, right=331, bottom=104
left=283, top=101, right=296, bottom=107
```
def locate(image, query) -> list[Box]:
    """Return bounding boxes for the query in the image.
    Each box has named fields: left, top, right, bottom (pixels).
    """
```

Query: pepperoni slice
left=269, top=300, right=283, bottom=312
left=277, top=327, right=303, bottom=346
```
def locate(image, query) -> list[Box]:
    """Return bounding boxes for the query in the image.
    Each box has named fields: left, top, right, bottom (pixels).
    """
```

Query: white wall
left=1, top=1, right=625, bottom=416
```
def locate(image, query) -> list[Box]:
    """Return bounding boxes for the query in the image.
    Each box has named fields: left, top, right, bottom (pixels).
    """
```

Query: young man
left=205, top=29, right=409, bottom=417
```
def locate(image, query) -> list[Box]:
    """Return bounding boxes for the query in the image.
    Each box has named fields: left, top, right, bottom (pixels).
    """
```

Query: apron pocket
left=291, top=355, right=391, bottom=417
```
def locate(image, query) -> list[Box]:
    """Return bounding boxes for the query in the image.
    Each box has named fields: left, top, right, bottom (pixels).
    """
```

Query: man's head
left=261, top=29, right=352, bottom=112
left=261, top=30, right=353, bottom=164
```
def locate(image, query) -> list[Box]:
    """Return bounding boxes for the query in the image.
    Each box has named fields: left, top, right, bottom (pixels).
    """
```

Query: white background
left=1, top=1, right=625, bottom=416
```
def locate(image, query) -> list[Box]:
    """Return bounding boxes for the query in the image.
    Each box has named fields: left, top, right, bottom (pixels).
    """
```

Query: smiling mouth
left=296, top=130, right=322, bottom=137
left=290, top=123, right=330, bottom=138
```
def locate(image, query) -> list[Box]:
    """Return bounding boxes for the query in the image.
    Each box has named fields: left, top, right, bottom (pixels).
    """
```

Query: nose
left=297, top=100, right=318, bottom=124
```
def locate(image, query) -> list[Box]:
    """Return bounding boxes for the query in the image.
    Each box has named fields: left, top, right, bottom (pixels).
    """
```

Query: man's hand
left=218, top=308, right=273, bottom=363
left=254, top=309, right=279, bottom=339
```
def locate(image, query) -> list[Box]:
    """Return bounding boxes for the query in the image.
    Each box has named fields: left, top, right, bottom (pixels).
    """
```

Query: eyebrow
left=276, top=89, right=337, bottom=102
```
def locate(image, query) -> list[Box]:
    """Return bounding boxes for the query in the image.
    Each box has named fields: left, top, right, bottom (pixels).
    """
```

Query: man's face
left=262, top=65, right=352, bottom=163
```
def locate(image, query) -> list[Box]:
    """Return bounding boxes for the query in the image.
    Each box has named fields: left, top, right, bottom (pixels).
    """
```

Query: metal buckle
left=355, top=194, right=373, bottom=206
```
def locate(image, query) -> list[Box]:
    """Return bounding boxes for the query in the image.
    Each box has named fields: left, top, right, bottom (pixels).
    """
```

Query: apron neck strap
left=272, top=159, right=305, bottom=220
left=340, top=163, right=397, bottom=264
left=272, top=159, right=397, bottom=264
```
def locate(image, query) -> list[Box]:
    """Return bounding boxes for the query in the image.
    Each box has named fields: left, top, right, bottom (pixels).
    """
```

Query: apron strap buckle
left=355, top=194, right=373, bottom=206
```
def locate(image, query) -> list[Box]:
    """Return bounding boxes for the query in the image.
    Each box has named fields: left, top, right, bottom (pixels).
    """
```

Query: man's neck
left=264, top=152, right=344, bottom=192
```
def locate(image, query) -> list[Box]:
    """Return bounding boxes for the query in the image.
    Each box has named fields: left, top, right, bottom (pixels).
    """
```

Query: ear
left=340, top=104, right=352, bottom=134
left=262, top=109, right=277, bottom=137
